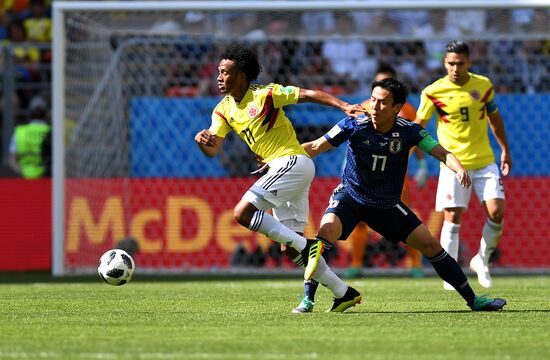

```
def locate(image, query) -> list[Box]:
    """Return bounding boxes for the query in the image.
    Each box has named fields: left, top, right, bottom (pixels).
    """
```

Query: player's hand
left=414, top=159, right=427, bottom=189
left=500, top=151, right=512, bottom=176
left=456, top=170, right=471, bottom=189
left=195, top=129, right=217, bottom=147
left=343, top=103, right=367, bottom=118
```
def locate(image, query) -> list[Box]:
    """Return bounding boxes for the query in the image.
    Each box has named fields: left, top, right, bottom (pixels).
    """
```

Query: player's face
left=369, top=86, right=401, bottom=130
left=444, top=52, right=471, bottom=85
left=217, top=59, right=245, bottom=97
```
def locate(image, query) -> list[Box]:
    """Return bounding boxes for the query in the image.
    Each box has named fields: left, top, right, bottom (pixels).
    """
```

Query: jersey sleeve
left=324, top=117, right=353, bottom=147
left=209, top=103, right=232, bottom=138
left=484, top=82, right=499, bottom=114
left=416, top=88, right=435, bottom=121
left=271, top=84, right=300, bottom=108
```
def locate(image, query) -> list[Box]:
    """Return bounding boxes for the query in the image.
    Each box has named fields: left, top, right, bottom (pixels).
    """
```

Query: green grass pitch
left=0, top=275, right=548, bottom=359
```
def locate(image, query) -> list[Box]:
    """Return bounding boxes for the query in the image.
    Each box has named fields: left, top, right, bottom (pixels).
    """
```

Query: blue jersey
left=325, top=114, right=437, bottom=208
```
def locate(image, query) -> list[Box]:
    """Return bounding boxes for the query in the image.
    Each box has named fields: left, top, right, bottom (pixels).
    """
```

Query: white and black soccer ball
left=98, top=249, right=135, bottom=286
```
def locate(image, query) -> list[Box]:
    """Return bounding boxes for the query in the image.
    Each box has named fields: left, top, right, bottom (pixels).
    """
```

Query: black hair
left=376, top=62, right=397, bottom=78
left=446, top=40, right=470, bottom=58
left=371, top=78, right=408, bottom=106
left=221, top=45, right=262, bottom=82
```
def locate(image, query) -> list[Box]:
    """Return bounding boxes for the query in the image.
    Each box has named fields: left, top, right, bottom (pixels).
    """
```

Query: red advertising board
left=1, top=177, right=548, bottom=271
left=0, top=179, right=51, bottom=270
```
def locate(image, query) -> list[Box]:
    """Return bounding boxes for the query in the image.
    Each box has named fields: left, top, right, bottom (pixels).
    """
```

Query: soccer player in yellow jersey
left=415, top=41, right=512, bottom=289
left=195, top=45, right=365, bottom=312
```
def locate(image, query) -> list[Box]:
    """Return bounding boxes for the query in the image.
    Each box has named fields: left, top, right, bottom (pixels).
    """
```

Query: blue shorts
left=325, top=185, right=422, bottom=244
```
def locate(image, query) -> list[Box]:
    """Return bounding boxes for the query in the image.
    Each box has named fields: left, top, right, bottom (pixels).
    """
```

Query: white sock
left=440, top=221, right=460, bottom=260
left=291, top=253, right=347, bottom=298
left=479, top=219, right=503, bottom=263
left=314, top=256, right=348, bottom=298
left=249, top=211, right=306, bottom=251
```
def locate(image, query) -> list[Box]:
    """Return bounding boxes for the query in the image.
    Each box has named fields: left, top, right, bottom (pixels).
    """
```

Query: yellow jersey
left=210, top=83, right=308, bottom=163
left=416, top=73, right=498, bottom=170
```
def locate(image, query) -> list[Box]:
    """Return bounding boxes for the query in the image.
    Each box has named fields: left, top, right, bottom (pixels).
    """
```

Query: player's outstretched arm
left=430, top=144, right=471, bottom=189
left=302, top=136, right=334, bottom=158
left=298, top=88, right=365, bottom=118
left=488, top=111, right=512, bottom=176
left=195, top=129, right=224, bottom=157
left=414, top=115, right=429, bottom=127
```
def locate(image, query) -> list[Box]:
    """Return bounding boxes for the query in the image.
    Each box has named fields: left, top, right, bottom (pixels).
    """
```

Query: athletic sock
left=429, top=249, right=476, bottom=306
left=440, top=221, right=460, bottom=260
left=290, top=253, right=347, bottom=298
left=304, top=279, right=319, bottom=302
left=479, top=219, right=503, bottom=263
left=248, top=211, right=306, bottom=251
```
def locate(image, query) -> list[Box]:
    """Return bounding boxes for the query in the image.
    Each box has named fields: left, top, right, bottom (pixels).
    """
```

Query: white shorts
left=243, top=155, right=315, bottom=232
left=435, top=163, right=505, bottom=211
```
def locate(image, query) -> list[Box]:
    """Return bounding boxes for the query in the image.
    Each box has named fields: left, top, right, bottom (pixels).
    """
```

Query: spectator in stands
left=445, top=9, right=486, bottom=36
left=5, top=0, right=30, bottom=17
left=529, top=9, right=550, bottom=34
left=6, top=19, right=40, bottom=64
left=8, top=95, right=51, bottom=178
left=0, top=10, right=8, bottom=41
left=321, top=13, right=376, bottom=89
left=413, top=10, right=460, bottom=76
left=300, top=10, right=335, bottom=36
left=387, top=10, right=429, bottom=36
left=415, top=41, right=512, bottom=289
left=23, top=0, right=51, bottom=43
left=5, top=18, right=41, bottom=109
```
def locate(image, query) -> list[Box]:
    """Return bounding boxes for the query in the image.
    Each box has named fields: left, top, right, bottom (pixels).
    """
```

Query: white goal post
left=52, top=1, right=550, bottom=276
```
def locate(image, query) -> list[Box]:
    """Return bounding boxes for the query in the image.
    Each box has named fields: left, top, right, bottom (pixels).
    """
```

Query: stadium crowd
left=1, top=4, right=550, bottom=175
left=162, top=9, right=550, bottom=97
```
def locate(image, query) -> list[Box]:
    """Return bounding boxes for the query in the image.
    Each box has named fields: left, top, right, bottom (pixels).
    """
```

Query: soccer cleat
left=470, top=254, right=493, bottom=288
left=470, top=295, right=507, bottom=311
left=326, top=286, right=362, bottom=313
left=302, top=239, right=323, bottom=280
left=291, top=295, right=315, bottom=314
left=443, top=281, right=455, bottom=291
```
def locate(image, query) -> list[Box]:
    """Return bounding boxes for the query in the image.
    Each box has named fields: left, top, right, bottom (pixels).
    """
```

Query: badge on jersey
left=389, top=139, right=402, bottom=154
left=248, top=105, right=259, bottom=118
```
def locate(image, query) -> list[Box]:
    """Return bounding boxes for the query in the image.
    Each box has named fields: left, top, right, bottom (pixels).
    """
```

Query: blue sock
left=304, top=279, right=319, bottom=302
left=429, top=249, right=476, bottom=306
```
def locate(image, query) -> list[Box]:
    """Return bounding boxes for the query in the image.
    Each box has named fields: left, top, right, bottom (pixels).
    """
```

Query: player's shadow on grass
left=347, top=309, right=550, bottom=314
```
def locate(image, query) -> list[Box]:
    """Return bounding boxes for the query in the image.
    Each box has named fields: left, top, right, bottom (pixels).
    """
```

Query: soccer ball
left=98, top=249, right=135, bottom=286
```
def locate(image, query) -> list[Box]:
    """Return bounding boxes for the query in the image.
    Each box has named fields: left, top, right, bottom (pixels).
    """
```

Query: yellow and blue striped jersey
left=210, top=83, right=308, bottom=163
left=417, top=73, right=499, bottom=170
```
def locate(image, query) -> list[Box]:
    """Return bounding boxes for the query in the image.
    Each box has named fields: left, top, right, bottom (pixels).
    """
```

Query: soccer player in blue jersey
left=195, top=45, right=365, bottom=313
left=303, top=78, right=507, bottom=311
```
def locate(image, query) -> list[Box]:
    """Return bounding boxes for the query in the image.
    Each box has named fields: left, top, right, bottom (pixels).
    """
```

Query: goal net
left=53, top=1, right=550, bottom=275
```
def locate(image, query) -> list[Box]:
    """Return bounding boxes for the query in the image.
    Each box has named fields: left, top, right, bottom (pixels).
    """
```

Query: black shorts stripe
left=259, top=155, right=297, bottom=190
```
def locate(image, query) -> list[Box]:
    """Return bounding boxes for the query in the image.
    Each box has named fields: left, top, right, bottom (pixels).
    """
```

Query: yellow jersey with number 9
left=416, top=73, right=499, bottom=170
left=210, top=83, right=308, bottom=163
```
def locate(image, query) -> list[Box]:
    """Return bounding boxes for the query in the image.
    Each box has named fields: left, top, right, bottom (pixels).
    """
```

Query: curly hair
left=221, top=45, right=262, bottom=82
